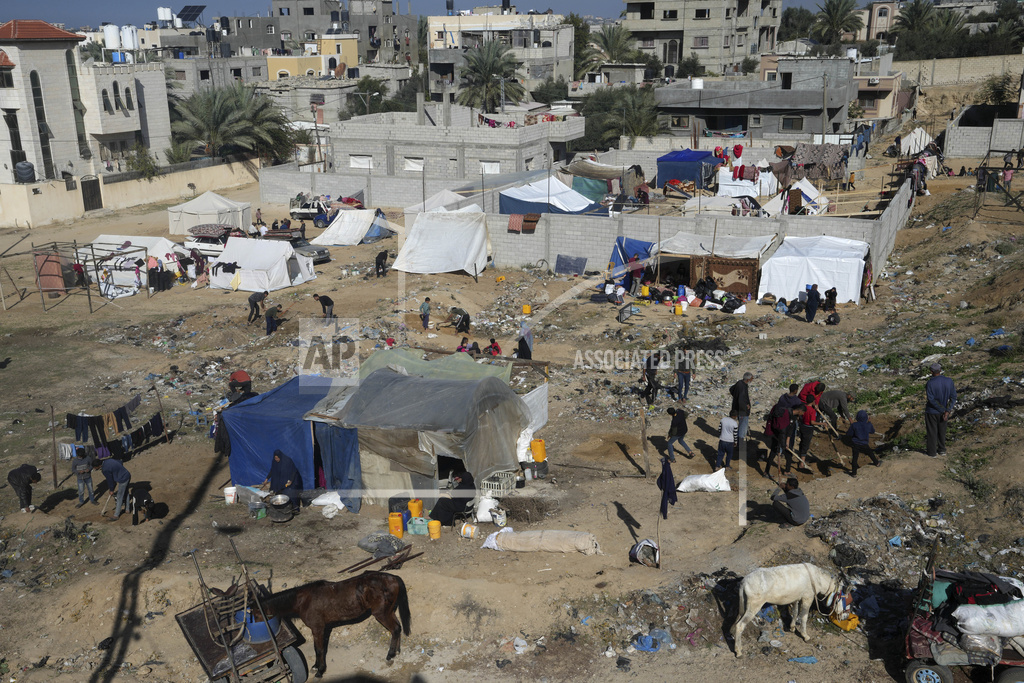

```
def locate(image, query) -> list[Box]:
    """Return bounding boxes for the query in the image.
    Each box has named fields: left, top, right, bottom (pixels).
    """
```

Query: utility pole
left=822, top=73, right=828, bottom=138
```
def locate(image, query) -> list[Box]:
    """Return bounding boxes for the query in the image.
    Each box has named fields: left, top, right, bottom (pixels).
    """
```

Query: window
left=306, top=69, right=315, bottom=76
left=781, top=116, right=803, bottom=131
left=640, top=38, right=655, bottom=48
left=231, top=68, right=242, bottom=79
left=878, top=7, right=888, bottom=17
left=693, top=36, right=709, bottom=48
left=385, top=39, right=392, bottom=47
left=480, top=160, right=500, bottom=174
left=174, top=70, right=186, bottom=81
left=112, top=80, right=123, bottom=110
left=671, top=115, right=689, bottom=128
left=385, top=15, right=392, bottom=23
left=663, top=9, right=678, bottom=18
left=749, top=114, right=762, bottom=127
left=436, top=31, right=444, bottom=40
left=726, top=8, right=732, bottom=18
left=65, top=51, right=89, bottom=157
left=765, top=71, right=777, bottom=81
left=694, top=8, right=710, bottom=19
left=29, top=71, right=55, bottom=179
left=279, top=8, right=290, bottom=15
left=277, top=70, right=290, bottom=78
left=102, top=89, right=113, bottom=113
left=737, top=34, right=744, bottom=47
left=0, top=69, right=12, bottom=88
left=303, top=6, right=315, bottom=15
left=252, top=67, right=262, bottom=76
left=199, top=70, right=210, bottom=81
left=282, top=31, right=292, bottom=41
left=723, top=35, right=730, bottom=47
left=403, top=156, right=424, bottom=171
left=267, top=25, right=275, bottom=34
left=349, top=154, right=373, bottom=169
left=858, top=96, right=877, bottom=109
left=781, top=72, right=792, bottom=89
left=236, top=19, right=242, bottom=28
left=4, top=110, right=26, bottom=169
left=304, top=32, right=316, bottom=40
left=125, top=88, right=134, bottom=110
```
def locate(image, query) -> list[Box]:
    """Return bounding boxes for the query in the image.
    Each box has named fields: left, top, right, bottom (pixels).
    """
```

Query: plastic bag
left=321, top=504, right=340, bottom=519
left=311, top=491, right=344, bottom=508
left=677, top=468, right=731, bottom=493
left=357, top=532, right=405, bottom=558
left=953, top=600, right=1024, bottom=637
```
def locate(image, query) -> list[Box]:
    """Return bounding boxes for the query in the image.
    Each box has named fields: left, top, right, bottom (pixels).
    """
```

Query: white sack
left=954, top=600, right=1024, bottom=637
left=677, top=468, right=731, bottom=492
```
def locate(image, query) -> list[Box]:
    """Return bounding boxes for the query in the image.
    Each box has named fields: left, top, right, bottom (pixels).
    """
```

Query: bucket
left=641, top=285, right=650, bottom=297
left=522, top=304, right=531, bottom=315
left=460, top=522, right=478, bottom=539
left=223, top=487, right=237, bottom=504
left=388, top=512, right=404, bottom=538
left=535, top=460, right=549, bottom=479
left=248, top=501, right=267, bottom=520
left=674, top=303, right=683, bottom=315
left=408, top=498, right=424, bottom=518
left=530, top=438, right=547, bottom=462
left=234, top=609, right=281, bottom=644
left=428, top=519, right=442, bottom=540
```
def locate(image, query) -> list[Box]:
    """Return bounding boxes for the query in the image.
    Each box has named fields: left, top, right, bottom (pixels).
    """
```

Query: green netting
left=572, top=176, right=610, bottom=202
left=358, top=347, right=512, bottom=383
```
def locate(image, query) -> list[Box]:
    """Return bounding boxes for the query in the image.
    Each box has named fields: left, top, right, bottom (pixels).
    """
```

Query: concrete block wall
left=259, top=165, right=469, bottom=208
left=486, top=179, right=915, bottom=280
left=944, top=124, right=992, bottom=159
left=989, top=119, right=1024, bottom=153
left=599, top=147, right=781, bottom=183
left=893, top=54, right=1024, bottom=86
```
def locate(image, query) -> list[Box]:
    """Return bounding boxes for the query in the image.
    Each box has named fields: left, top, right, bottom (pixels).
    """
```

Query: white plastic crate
left=479, top=471, right=515, bottom=497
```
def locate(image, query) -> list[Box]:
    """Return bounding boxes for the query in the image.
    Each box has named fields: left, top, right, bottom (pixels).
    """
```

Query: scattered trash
left=513, top=637, right=527, bottom=654
left=788, top=656, right=818, bottom=664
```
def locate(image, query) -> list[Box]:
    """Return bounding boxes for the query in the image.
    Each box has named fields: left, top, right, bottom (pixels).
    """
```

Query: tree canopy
left=811, top=0, right=864, bottom=44
left=778, top=7, right=817, bottom=42
left=455, top=41, right=525, bottom=112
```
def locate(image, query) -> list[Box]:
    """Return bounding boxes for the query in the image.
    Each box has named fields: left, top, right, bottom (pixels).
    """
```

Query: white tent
left=757, top=235, right=869, bottom=305
left=498, top=176, right=599, bottom=214
left=657, top=231, right=776, bottom=260
left=716, top=164, right=779, bottom=198
left=209, top=237, right=316, bottom=292
left=760, top=178, right=829, bottom=217
left=168, top=191, right=251, bottom=235
left=404, top=189, right=472, bottom=213
left=75, top=235, right=188, bottom=288
left=901, top=127, right=933, bottom=156
left=680, top=195, right=746, bottom=216
left=310, top=209, right=396, bottom=246
left=392, top=212, right=489, bottom=276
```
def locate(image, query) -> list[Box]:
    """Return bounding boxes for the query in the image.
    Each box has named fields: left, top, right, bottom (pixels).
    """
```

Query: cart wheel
left=283, top=645, right=308, bottom=683
left=905, top=659, right=953, bottom=683
left=997, top=668, right=1024, bottom=683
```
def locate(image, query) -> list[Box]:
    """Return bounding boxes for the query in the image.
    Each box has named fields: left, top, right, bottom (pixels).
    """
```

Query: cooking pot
left=268, top=494, right=294, bottom=523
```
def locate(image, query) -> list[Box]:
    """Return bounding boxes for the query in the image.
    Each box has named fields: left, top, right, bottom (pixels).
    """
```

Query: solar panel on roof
left=176, top=5, right=206, bottom=23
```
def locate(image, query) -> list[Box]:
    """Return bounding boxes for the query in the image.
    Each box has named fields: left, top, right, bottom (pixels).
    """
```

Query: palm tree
left=811, top=0, right=864, bottom=44
left=600, top=85, right=669, bottom=149
left=983, top=18, right=1023, bottom=54
left=893, top=0, right=936, bottom=34
left=580, top=24, right=635, bottom=75
left=930, top=10, right=967, bottom=42
left=171, top=82, right=293, bottom=161
left=456, top=42, right=525, bottom=113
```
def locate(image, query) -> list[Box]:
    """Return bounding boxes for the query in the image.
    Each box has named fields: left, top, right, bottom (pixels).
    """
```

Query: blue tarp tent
left=609, top=236, right=656, bottom=285
left=498, top=176, right=608, bottom=215
left=222, top=377, right=362, bottom=512
left=656, top=150, right=715, bottom=188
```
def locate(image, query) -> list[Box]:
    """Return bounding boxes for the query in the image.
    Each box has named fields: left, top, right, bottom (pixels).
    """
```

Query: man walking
left=729, top=372, right=754, bottom=441
left=925, top=363, right=956, bottom=457
left=641, top=353, right=661, bottom=406
left=72, top=449, right=98, bottom=508
left=805, top=284, right=822, bottom=323
left=771, top=477, right=810, bottom=527
left=247, top=291, right=269, bottom=325
left=312, top=294, right=334, bottom=323
left=665, top=406, right=694, bottom=462
left=820, top=390, right=855, bottom=429
left=419, top=297, right=431, bottom=330
left=94, top=456, right=131, bottom=521
left=673, top=346, right=695, bottom=401
left=7, top=464, right=41, bottom=513
left=717, top=410, right=739, bottom=469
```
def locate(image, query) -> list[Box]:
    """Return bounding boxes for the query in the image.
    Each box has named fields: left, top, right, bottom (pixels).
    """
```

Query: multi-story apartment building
left=273, top=0, right=419, bottom=66
left=846, top=1, right=899, bottom=42
left=0, top=20, right=171, bottom=182
left=426, top=12, right=573, bottom=101
left=621, top=0, right=782, bottom=77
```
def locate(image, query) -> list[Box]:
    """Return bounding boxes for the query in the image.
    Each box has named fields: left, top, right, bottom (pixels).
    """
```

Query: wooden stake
left=152, top=385, right=170, bottom=444
left=49, top=405, right=58, bottom=489
left=640, top=404, right=650, bottom=479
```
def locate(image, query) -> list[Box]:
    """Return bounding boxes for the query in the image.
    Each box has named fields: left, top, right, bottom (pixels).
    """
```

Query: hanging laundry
left=114, top=406, right=132, bottom=432
left=508, top=214, right=524, bottom=233
left=148, top=413, right=165, bottom=438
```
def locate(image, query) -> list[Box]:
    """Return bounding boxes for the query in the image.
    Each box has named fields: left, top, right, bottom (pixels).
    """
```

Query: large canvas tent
left=758, top=235, right=869, bottom=304
left=656, top=149, right=715, bottom=188
left=392, top=212, right=489, bottom=276
left=310, top=209, right=396, bottom=247
left=209, top=237, right=316, bottom=292
left=168, top=191, right=251, bottom=235
left=498, top=176, right=605, bottom=215
left=901, top=127, right=934, bottom=156
left=656, top=231, right=775, bottom=295
left=75, top=234, right=188, bottom=290
left=404, top=189, right=473, bottom=213
left=656, top=232, right=775, bottom=260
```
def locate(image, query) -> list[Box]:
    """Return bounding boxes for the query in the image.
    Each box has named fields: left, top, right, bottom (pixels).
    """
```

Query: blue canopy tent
left=222, top=377, right=363, bottom=511
left=656, top=149, right=715, bottom=189
left=609, top=236, right=656, bottom=285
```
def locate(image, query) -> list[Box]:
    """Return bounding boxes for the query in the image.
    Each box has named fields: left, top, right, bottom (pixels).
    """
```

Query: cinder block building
left=621, top=0, right=782, bottom=77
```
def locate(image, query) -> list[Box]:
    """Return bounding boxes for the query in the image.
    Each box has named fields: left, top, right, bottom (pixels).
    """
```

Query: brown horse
left=261, top=571, right=410, bottom=678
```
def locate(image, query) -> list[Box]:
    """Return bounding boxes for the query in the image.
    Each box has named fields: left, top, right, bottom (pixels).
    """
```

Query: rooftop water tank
left=120, top=25, right=139, bottom=50
left=103, top=24, right=121, bottom=50
left=14, top=161, right=35, bottom=184
left=157, top=7, right=173, bottom=22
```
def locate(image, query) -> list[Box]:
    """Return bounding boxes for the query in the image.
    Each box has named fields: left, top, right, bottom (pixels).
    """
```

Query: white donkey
left=731, top=562, right=840, bottom=657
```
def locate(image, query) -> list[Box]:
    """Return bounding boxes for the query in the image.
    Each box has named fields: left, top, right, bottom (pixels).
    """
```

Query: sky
left=7, top=0, right=823, bottom=30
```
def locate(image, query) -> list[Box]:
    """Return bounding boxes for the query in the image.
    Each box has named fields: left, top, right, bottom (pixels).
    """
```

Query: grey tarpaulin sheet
left=554, top=254, right=588, bottom=276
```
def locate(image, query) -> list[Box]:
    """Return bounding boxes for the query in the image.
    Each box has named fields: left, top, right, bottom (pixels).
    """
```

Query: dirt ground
left=0, top=125, right=1022, bottom=683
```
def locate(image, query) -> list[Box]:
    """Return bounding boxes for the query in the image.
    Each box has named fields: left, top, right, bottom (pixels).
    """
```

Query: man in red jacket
left=799, top=380, right=825, bottom=407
